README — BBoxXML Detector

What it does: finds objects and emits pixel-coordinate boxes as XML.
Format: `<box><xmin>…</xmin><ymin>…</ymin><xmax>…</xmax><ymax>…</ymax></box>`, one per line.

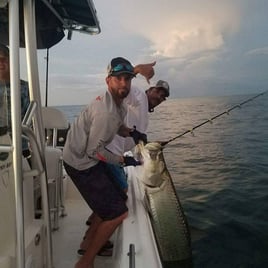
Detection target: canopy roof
<box><xmin>0</xmin><ymin>0</ymin><xmax>101</xmax><ymax>49</ymax></box>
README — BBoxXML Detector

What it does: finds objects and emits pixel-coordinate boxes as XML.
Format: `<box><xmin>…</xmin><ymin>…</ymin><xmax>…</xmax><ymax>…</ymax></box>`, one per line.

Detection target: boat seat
<box><xmin>40</xmin><ymin>107</ymin><xmax>69</xmax><ymax>230</ymax></box>
<box><xmin>41</xmin><ymin>106</ymin><xmax>69</xmax><ymax>148</ymax></box>
<box><xmin>45</xmin><ymin>146</ymin><xmax>63</xmax><ymax>230</ymax></box>
<box><xmin>33</xmin><ymin>146</ymin><xmax>64</xmax><ymax>230</ymax></box>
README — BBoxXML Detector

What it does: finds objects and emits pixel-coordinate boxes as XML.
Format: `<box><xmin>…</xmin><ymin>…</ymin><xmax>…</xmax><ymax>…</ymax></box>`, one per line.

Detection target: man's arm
<box><xmin>134</xmin><ymin>61</ymin><xmax>156</xmax><ymax>84</ymax></box>
<box><xmin>86</xmin><ymin>113</ymin><xmax>123</xmax><ymax>164</ymax></box>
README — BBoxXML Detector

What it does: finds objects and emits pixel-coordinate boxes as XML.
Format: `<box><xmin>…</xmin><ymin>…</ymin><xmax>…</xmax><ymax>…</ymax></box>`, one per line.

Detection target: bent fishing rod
<box><xmin>161</xmin><ymin>90</ymin><xmax>267</xmax><ymax>147</ymax></box>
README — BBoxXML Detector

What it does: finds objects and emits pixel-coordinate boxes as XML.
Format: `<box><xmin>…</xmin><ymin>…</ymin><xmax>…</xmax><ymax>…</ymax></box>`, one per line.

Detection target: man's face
<box><xmin>106</xmin><ymin>74</ymin><xmax>133</xmax><ymax>101</ymax></box>
<box><xmin>0</xmin><ymin>52</ymin><xmax>9</xmax><ymax>80</ymax></box>
<box><xmin>147</xmin><ymin>87</ymin><xmax>167</xmax><ymax>110</ymax></box>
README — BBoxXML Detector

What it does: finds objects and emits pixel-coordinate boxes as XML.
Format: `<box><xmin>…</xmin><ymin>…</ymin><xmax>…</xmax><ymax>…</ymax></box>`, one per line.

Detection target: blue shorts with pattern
<box><xmin>63</xmin><ymin>161</ymin><xmax>128</xmax><ymax>220</ymax></box>
<box><xmin>104</xmin><ymin>163</ymin><xmax>128</xmax><ymax>190</ymax></box>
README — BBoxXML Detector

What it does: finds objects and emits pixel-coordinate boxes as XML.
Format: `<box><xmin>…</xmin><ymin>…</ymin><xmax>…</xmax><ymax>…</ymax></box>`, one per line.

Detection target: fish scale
<box><xmin>138</xmin><ymin>142</ymin><xmax>192</xmax><ymax>268</ymax></box>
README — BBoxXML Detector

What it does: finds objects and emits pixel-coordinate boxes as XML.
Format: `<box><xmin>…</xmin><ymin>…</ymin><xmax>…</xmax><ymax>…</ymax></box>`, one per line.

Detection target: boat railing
<box><xmin>21</xmin><ymin>102</ymin><xmax>68</xmax><ymax>265</ymax></box>
<box><xmin>22</xmin><ymin>125</ymin><xmax>54</xmax><ymax>267</ymax></box>
<box><xmin>22</xmin><ymin>101</ymin><xmax>67</xmax><ymax>224</ymax></box>
<box><xmin>22</xmin><ymin>125</ymin><xmax>44</xmax><ymax>177</ymax></box>
<box><xmin>22</xmin><ymin>100</ymin><xmax>37</xmax><ymax>127</ymax></box>
<box><xmin>128</xmin><ymin>243</ymin><xmax>136</xmax><ymax>268</ymax></box>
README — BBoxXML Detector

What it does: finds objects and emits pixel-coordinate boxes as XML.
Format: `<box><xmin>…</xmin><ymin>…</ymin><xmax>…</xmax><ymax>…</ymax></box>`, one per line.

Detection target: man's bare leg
<box><xmin>75</xmin><ymin>212</ymin><xmax>128</xmax><ymax>268</ymax></box>
<box><xmin>80</xmin><ymin>213</ymin><xmax>100</xmax><ymax>250</ymax></box>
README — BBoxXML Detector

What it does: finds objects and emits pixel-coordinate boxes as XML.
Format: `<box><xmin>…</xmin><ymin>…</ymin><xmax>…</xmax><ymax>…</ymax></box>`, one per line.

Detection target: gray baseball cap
<box><xmin>155</xmin><ymin>80</ymin><xmax>170</xmax><ymax>97</ymax></box>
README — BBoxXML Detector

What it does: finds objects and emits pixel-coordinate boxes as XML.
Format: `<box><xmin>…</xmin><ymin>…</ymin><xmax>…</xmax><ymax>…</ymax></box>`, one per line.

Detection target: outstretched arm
<box><xmin>134</xmin><ymin>61</ymin><xmax>156</xmax><ymax>84</ymax></box>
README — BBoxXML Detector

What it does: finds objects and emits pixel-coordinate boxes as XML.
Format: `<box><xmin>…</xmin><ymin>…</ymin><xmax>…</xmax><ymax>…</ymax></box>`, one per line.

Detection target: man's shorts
<box><xmin>63</xmin><ymin>161</ymin><xmax>128</xmax><ymax>221</ymax></box>
<box><xmin>104</xmin><ymin>163</ymin><xmax>128</xmax><ymax>190</ymax></box>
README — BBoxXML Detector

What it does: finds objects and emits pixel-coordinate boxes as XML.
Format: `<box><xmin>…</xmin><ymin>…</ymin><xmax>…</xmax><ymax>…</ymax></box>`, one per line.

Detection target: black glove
<box><xmin>129</xmin><ymin>126</ymin><xmax>147</xmax><ymax>145</ymax></box>
<box><xmin>123</xmin><ymin>156</ymin><xmax>141</xmax><ymax>167</ymax></box>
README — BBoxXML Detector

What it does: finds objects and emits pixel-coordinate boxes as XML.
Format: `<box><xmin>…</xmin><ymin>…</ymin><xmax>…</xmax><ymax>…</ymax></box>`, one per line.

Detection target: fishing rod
<box><xmin>161</xmin><ymin>90</ymin><xmax>267</xmax><ymax>147</ymax></box>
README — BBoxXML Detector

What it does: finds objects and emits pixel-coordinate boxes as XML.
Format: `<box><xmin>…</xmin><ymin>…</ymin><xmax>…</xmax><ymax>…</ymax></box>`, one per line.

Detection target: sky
<box><xmin>20</xmin><ymin>0</ymin><xmax>268</xmax><ymax>106</ymax></box>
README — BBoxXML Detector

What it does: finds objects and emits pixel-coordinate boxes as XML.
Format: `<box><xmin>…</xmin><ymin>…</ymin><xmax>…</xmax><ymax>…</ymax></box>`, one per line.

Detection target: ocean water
<box><xmin>56</xmin><ymin>92</ymin><xmax>268</xmax><ymax>268</ymax></box>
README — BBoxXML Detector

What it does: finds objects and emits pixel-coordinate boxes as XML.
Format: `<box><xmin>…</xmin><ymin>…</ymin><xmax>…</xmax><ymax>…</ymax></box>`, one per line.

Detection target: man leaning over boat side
<box><xmin>84</xmin><ymin>79</ymin><xmax>170</xmax><ymax>241</ymax></box>
<box><xmin>105</xmin><ymin>79</ymin><xmax>170</xmax><ymax>190</ymax></box>
<box><xmin>62</xmin><ymin>57</ymin><xmax>154</xmax><ymax>268</ymax></box>
<box><xmin>0</xmin><ymin>43</ymin><xmax>31</xmax><ymax>160</ymax></box>
<box><xmin>85</xmin><ymin>79</ymin><xmax>170</xmax><ymax>224</ymax></box>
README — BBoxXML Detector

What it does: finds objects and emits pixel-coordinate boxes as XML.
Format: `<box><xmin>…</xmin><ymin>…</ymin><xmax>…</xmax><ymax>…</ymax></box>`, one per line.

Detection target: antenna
<box><xmin>45</xmin><ymin>48</ymin><xmax>49</xmax><ymax>107</ymax></box>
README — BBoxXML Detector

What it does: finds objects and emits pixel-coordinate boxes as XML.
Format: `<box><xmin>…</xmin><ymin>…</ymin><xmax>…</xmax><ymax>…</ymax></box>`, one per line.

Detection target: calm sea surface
<box><xmin>56</xmin><ymin>92</ymin><xmax>268</xmax><ymax>268</ymax></box>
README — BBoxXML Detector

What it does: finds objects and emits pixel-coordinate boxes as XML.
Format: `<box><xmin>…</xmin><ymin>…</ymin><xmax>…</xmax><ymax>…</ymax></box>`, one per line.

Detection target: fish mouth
<box><xmin>134</xmin><ymin>141</ymin><xmax>163</xmax><ymax>163</ymax></box>
<box><xmin>144</xmin><ymin>141</ymin><xmax>162</xmax><ymax>151</ymax></box>
<box><xmin>143</xmin><ymin>142</ymin><xmax>163</xmax><ymax>160</ymax></box>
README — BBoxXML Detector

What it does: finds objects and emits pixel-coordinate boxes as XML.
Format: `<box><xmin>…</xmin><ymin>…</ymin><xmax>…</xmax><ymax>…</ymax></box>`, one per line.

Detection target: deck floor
<box><xmin>52</xmin><ymin>199</ymin><xmax>113</xmax><ymax>268</ymax></box>
<box><xmin>51</xmin><ymin>168</ymin><xmax>163</xmax><ymax>268</ymax></box>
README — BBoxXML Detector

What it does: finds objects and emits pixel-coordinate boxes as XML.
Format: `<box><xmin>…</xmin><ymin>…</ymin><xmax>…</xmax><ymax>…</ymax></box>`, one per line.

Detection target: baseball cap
<box><xmin>155</xmin><ymin>80</ymin><xmax>170</xmax><ymax>97</ymax></box>
<box><xmin>107</xmin><ymin>57</ymin><xmax>135</xmax><ymax>77</ymax></box>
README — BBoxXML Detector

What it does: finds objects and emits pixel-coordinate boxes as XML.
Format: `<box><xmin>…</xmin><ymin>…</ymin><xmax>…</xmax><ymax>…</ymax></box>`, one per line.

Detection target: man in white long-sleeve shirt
<box><xmin>105</xmin><ymin>80</ymin><xmax>170</xmax><ymax>191</ymax></box>
<box><xmin>63</xmin><ymin>57</ymin><xmax>155</xmax><ymax>268</ymax></box>
<box><xmin>63</xmin><ymin>57</ymin><xmax>154</xmax><ymax>268</ymax></box>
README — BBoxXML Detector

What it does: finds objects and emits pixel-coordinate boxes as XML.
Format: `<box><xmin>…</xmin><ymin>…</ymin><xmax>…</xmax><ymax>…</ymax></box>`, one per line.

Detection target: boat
<box><xmin>0</xmin><ymin>1</ymin><xmax>192</xmax><ymax>267</ymax></box>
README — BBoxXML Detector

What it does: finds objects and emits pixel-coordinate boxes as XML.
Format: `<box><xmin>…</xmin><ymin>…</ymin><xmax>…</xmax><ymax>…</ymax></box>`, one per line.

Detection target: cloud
<box><xmin>26</xmin><ymin>0</ymin><xmax>268</xmax><ymax>104</ymax></box>
<box><xmin>39</xmin><ymin>72</ymin><xmax>105</xmax><ymax>105</ymax></box>
<box><xmin>246</xmin><ymin>47</ymin><xmax>268</xmax><ymax>56</ymax></box>
<box><xmin>120</xmin><ymin>0</ymin><xmax>240</xmax><ymax>58</ymax></box>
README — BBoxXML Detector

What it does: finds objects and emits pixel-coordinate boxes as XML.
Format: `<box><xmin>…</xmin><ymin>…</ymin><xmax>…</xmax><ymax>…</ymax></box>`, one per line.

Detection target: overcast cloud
<box><xmin>20</xmin><ymin>0</ymin><xmax>268</xmax><ymax>105</ymax></box>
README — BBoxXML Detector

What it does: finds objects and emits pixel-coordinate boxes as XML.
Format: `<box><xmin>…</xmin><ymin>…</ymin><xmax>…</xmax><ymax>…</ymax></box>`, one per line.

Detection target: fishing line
<box><xmin>161</xmin><ymin>90</ymin><xmax>267</xmax><ymax>147</ymax></box>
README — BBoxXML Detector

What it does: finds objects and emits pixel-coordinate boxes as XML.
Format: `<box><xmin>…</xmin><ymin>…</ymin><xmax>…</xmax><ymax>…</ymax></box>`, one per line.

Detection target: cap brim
<box><xmin>110</xmin><ymin>71</ymin><xmax>136</xmax><ymax>77</ymax></box>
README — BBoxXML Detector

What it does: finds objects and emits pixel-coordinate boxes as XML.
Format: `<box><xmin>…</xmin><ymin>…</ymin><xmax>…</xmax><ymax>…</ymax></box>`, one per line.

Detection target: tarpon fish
<box><xmin>135</xmin><ymin>142</ymin><xmax>192</xmax><ymax>268</ymax></box>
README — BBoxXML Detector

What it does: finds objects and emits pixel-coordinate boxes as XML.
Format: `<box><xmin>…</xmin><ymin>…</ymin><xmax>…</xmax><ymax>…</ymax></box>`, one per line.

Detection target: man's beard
<box><xmin>117</xmin><ymin>88</ymin><xmax>129</xmax><ymax>99</ymax></box>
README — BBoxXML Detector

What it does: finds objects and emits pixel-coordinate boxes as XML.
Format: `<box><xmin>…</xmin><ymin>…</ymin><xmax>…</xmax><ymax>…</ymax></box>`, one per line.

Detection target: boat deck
<box><xmin>52</xmin><ymin>168</ymin><xmax>162</xmax><ymax>268</ymax></box>
<box><xmin>52</xmin><ymin>198</ymin><xmax>113</xmax><ymax>268</ymax></box>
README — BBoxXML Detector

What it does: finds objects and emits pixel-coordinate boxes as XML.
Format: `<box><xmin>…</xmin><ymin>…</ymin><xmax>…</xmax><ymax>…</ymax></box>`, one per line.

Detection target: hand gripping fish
<box><xmin>135</xmin><ymin>141</ymin><xmax>193</xmax><ymax>268</ymax></box>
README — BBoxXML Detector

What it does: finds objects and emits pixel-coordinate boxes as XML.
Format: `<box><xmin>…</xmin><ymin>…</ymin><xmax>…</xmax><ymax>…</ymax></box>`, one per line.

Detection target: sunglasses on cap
<box><xmin>109</xmin><ymin>63</ymin><xmax>134</xmax><ymax>76</ymax></box>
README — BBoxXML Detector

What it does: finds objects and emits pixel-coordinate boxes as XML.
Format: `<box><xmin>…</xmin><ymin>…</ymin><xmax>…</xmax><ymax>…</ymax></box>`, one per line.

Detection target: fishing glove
<box><xmin>123</xmin><ymin>156</ymin><xmax>141</xmax><ymax>167</ymax></box>
<box><xmin>129</xmin><ymin>126</ymin><xmax>147</xmax><ymax>145</ymax></box>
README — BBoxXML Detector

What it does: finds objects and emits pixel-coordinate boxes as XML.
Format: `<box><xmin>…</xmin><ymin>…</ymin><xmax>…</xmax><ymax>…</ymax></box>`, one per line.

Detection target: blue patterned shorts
<box><xmin>63</xmin><ymin>161</ymin><xmax>128</xmax><ymax>220</ymax></box>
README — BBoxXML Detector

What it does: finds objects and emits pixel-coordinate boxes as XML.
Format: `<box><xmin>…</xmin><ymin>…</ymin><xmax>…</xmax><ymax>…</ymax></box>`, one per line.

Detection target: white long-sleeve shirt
<box><xmin>106</xmin><ymin>86</ymin><xmax>148</xmax><ymax>155</ymax></box>
<box><xmin>63</xmin><ymin>90</ymin><xmax>127</xmax><ymax>170</ymax></box>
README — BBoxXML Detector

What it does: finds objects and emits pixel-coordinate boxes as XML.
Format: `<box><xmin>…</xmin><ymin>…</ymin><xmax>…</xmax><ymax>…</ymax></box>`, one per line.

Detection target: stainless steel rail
<box><xmin>22</xmin><ymin>101</ymin><xmax>37</xmax><ymax>126</ymax></box>
<box><xmin>22</xmin><ymin>125</ymin><xmax>54</xmax><ymax>267</ymax></box>
<box><xmin>9</xmin><ymin>0</ymin><xmax>25</xmax><ymax>267</ymax></box>
<box><xmin>128</xmin><ymin>243</ymin><xmax>136</xmax><ymax>268</ymax></box>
